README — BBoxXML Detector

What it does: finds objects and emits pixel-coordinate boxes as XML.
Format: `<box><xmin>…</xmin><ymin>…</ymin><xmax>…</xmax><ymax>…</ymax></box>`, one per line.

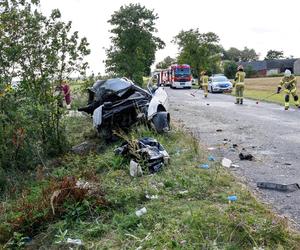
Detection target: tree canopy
<box><xmin>264</xmin><ymin>50</ymin><xmax>284</xmax><ymax>60</ymax></box>
<box><xmin>0</xmin><ymin>0</ymin><xmax>90</xmax><ymax>169</ymax></box>
<box><xmin>173</xmin><ymin>29</ymin><xmax>222</xmax><ymax>77</ymax></box>
<box><xmin>223</xmin><ymin>47</ymin><xmax>259</xmax><ymax>62</ymax></box>
<box><xmin>105</xmin><ymin>3</ymin><xmax>165</xmax><ymax>85</ymax></box>
<box><xmin>156</xmin><ymin>56</ymin><xmax>176</xmax><ymax>69</ymax></box>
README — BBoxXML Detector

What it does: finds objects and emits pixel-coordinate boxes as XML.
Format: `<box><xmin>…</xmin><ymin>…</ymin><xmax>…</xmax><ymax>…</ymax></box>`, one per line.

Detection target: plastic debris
<box><xmin>67</xmin><ymin>238</ymin><xmax>83</xmax><ymax>246</ymax></box>
<box><xmin>257</xmin><ymin>182</ymin><xmax>300</xmax><ymax>192</ymax></box>
<box><xmin>239</xmin><ymin>153</ymin><xmax>254</xmax><ymax>161</ymax></box>
<box><xmin>231</xmin><ymin>164</ymin><xmax>240</xmax><ymax>168</ymax></box>
<box><xmin>198</xmin><ymin>164</ymin><xmax>209</xmax><ymax>169</ymax></box>
<box><xmin>130</xmin><ymin>160</ymin><xmax>143</xmax><ymax>177</ymax></box>
<box><xmin>222</xmin><ymin>158</ymin><xmax>232</xmax><ymax>168</ymax></box>
<box><xmin>207</xmin><ymin>147</ymin><xmax>215</xmax><ymax>151</ymax></box>
<box><xmin>136</xmin><ymin>207</ymin><xmax>147</xmax><ymax>217</ymax></box>
<box><xmin>145</xmin><ymin>194</ymin><xmax>159</xmax><ymax>200</ymax></box>
<box><xmin>208</xmin><ymin>155</ymin><xmax>215</xmax><ymax>161</ymax></box>
<box><xmin>228</xmin><ymin>195</ymin><xmax>237</xmax><ymax>202</ymax></box>
<box><xmin>216</xmin><ymin>129</ymin><xmax>223</xmax><ymax>132</ymax></box>
<box><xmin>179</xmin><ymin>190</ymin><xmax>189</xmax><ymax>194</ymax></box>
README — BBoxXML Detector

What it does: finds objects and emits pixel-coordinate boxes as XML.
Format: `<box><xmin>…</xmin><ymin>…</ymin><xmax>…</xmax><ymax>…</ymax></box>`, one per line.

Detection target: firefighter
<box><xmin>200</xmin><ymin>70</ymin><xmax>209</xmax><ymax>98</ymax></box>
<box><xmin>234</xmin><ymin>65</ymin><xmax>246</xmax><ymax>104</ymax></box>
<box><xmin>277</xmin><ymin>69</ymin><xmax>299</xmax><ymax>110</ymax></box>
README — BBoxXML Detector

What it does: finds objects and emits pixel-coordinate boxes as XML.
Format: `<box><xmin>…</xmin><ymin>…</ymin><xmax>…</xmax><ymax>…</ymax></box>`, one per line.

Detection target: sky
<box><xmin>40</xmin><ymin>0</ymin><xmax>300</xmax><ymax>75</ymax></box>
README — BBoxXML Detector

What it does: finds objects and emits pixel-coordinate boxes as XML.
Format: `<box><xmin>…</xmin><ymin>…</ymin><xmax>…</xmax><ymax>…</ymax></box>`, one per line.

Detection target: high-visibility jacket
<box><xmin>278</xmin><ymin>75</ymin><xmax>297</xmax><ymax>91</ymax></box>
<box><xmin>201</xmin><ymin>75</ymin><xmax>209</xmax><ymax>86</ymax></box>
<box><xmin>234</xmin><ymin>71</ymin><xmax>246</xmax><ymax>86</ymax></box>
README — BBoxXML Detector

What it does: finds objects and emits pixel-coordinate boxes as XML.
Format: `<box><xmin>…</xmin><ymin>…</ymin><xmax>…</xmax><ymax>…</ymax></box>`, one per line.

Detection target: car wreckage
<box><xmin>78</xmin><ymin>77</ymin><xmax>170</xmax><ymax>139</ymax></box>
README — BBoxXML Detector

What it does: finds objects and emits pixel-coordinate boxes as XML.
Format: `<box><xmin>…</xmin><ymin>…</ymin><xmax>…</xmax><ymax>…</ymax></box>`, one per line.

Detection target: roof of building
<box><xmin>241</xmin><ymin>58</ymin><xmax>299</xmax><ymax>71</ymax></box>
<box><xmin>241</xmin><ymin>61</ymin><xmax>267</xmax><ymax>71</ymax></box>
<box><xmin>266</xmin><ymin>59</ymin><xmax>297</xmax><ymax>69</ymax></box>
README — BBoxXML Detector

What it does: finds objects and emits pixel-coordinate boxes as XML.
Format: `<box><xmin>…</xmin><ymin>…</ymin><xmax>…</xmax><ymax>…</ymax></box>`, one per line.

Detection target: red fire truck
<box><xmin>168</xmin><ymin>64</ymin><xmax>192</xmax><ymax>89</ymax></box>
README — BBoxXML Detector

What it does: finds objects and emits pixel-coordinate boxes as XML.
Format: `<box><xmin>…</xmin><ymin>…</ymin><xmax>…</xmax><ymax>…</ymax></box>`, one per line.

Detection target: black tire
<box><xmin>152</xmin><ymin>112</ymin><xmax>170</xmax><ymax>133</ymax></box>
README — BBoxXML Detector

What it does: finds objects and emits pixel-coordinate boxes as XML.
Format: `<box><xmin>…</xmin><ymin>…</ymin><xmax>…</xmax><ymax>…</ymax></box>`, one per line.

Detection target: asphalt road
<box><xmin>166</xmin><ymin>87</ymin><xmax>300</xmax><ymax>227</ymax></box>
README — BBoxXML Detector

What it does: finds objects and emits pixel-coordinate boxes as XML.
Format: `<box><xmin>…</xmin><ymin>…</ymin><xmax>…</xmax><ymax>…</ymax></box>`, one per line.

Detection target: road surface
<box><xmin>167</xmin><ymin>87</ymin><xmax>300</xmax><ymax>227</ymax></box>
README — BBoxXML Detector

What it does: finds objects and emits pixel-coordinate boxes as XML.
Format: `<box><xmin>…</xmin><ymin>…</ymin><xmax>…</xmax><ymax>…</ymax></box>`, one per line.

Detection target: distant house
<box><xmin>241</xmin><ymin>61</ymin><xmax>267</xmax><ymax>77</ymax></box>
<box><xmin>241</xmin><ymin>58</ymin><xmax>300</xmax><ymax>77</ymax></box>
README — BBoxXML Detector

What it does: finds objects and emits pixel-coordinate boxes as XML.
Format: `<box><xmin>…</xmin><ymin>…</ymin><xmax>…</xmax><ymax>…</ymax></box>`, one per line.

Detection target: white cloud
<box><xmin>40</xmin><ymin>0</ymin><xmax>300</xmax><ymax>74</ymax></box>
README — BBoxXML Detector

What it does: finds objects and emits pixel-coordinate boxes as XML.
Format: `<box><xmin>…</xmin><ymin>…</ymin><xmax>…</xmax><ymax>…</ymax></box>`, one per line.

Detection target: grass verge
<box><xmin>0</xmin><ymin>116</ymin><xmax>300</xmax><ymax>249</ymax></box>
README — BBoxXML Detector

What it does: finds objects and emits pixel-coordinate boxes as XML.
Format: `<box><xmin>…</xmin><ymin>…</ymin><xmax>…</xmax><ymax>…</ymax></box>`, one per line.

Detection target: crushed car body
<box><xmin>78</xmin><ymin>77</ymin><xmax>170</xmax><ymax>139</ymax></box>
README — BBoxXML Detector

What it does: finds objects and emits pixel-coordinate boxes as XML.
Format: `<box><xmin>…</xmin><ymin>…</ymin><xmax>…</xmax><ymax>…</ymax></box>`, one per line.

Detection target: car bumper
<box><xmin>172</xmin><ymin>81</ymin><xmax>192</xmax><ymax>88</ymax></box>
<box><xmin>212</xmin><ymin>87</ymin><xmax>232</xmax><ymax>92</ymax></box>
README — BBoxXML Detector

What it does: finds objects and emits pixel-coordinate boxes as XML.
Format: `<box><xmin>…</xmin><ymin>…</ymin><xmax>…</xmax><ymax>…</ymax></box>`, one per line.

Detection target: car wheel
<box><xmin>152</xmin><ymin>112</ymin><xmax>170</xmax><ymax>133</ymax></box>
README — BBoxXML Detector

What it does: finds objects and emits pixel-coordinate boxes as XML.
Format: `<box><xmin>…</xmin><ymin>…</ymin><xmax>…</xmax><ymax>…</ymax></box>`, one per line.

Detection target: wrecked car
<box><xmin>78</xmin><ymin>77</ymin><xmax>170</xmax><ymax>139</ymax></box>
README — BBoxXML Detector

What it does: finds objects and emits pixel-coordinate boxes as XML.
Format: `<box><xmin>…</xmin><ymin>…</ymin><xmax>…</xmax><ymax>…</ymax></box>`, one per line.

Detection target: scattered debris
<box><xmin>115</xmin><ymin>137</ymin><xmax>169</xmax><ymax>174</ymax></box>
<box><xmin>206</xmin><ymin>103</ymin><xmax>210</xmax><ymax>106</ymax></box>
<box><xmin>216</xmin><ymin>129</ymin><xmax>223</xmax><ymax>132</ymax></box>
<box><xmin>145</xmin><ymin>194</ymin><xmax>159</xmax><ymax>200</ymax></box>
<box><xmin>178</xmin><ymin>190</ymin><xmax>189</xmax><ymax>194</ymax></box>
<box><xmin>283</xmin><ymin>162</ymin><xmax>292</xmax><ymax>166</ymax></box>
<box><xmin>67</xmin><ymin>238</ymin><xmax>83</xmax><ymax>246</ymax></box>
<box><xmin>222</xmin><ymin>158</ymin><xmax>232</xmax><ymax>168</ymax></box>
<box><xmin>198</xmin><ymin>164</ymin><xmax>209</xmax><ymax>169</ymax></box>
<box><xmin>208</xmin><ymin>155</ymin><xmax>215</xmax><ymax>161</ymax></box>
<box><xmin>232</xmin><ymin>144</ymin><xmax>238</xmax><ymax>148</ymax></box>
<box><xmin>136</xmin><ymin>207</ymin><xmax>147</xmax><ymax>217</ymax></box>
<box><xmin>228</xmin><ymin>195</ymin><xmax>237</xmax><ymax>202</ymax></box>
<box><xmin>257</xmin><ymin>182</ymin><xmax>300</xmax><ymax>192</ymax></box>
<box><xmin>130</xmin><ymin>160</ymin><xmax>143</xmax><ymax>177</ymax></box>
<box><xmin>207</xmin><ymin>147</ymin><xmax>215</xmax><ymax>151</ymax></box>
<box><xmin>231</xmin><ymin>164</ymin><xmax>240</xmax><ymax>168</ymax></box>
<box><xmin>180</xmin><ymin>240</ymin><xmax>187</xmax><ymax>245</ymax></box>
<box><xmin>239</xmin><ymin>153</ymin><xmax>254</xmax><ymax>161</ymax></box>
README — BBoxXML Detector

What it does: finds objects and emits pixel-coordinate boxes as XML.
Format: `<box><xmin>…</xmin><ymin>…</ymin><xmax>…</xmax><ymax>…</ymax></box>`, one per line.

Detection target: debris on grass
<box><xmin>257</xmin><ymin>182</ymin><xmax>300</xmax><ymax>192</ymax></box>
<box><xmin>129</xmin><ymin>160</ymin><xmax>143</xmax><ymax>177</ymax></box>
<box><xmin>178</xmin><ymin>190</ymin><xmax>189</xmax><ymax>195</ymax></box>
<box><xmin>67</xmin><ymin>238</ymin><xmax>83</xmax><ymax>246</ymax></box>
<box><xmin>222</xmin><ymin>158</ymin><xmax>232</xmax><ymax>168</ymax></box>
<box><xmin>208</xmin><ymin>155</ymin><xmax>215</xmax><ymax>161</ymax></box>
<box><xmin>198</xmin><ymin>164</ymin><xmax>209</xmax><ymax>169</ymax></box>
<box><xmin>228</xmin><ymin>195</ymin><xmax>237</xmax><ymax>202</ymax></box>
<box><xmin>145</xmin><ymin>194</ymin><xmax>158</xmax><ymax>200</ymax></box>
<box><xmin>115</xmin><ymin>137</ymin><xmax>169</xmax><ymax>174</ymax></box>
<box><xmin>135</xmin><ymin>207</ymin><xmax>147</xmax><ymax>217</ymax></box>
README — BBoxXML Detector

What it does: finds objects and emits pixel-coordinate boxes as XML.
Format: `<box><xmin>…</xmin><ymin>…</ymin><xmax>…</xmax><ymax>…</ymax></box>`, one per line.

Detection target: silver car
<box><xmin>208</xmin><ymin>75</ymin><xmax>233</xmax><ymax>93</ymax></box>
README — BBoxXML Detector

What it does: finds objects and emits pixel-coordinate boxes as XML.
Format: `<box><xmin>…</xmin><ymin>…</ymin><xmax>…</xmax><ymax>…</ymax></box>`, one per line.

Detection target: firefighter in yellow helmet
<box><xmin>200</xmin><ymin>70</ymin><xmax>209</xmax><ymax>98</ymax></box>
<box><xmin>233</xmin><ymin>65</ymin><xmax>246</xmax><ymax>104</ymax></box>
<box><xmin>277</xmin><ymin>69</ymin><xmax>299</xmax><ymax>110</ymax></box>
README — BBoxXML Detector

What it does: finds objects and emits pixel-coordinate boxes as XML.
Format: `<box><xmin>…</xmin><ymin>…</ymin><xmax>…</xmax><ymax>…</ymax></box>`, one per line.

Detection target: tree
<box><xmin>223</xmin><ymin>47</ymin><xmax>258</xmax><ymax>62</ymax></box>
<box><xmin>156</xmin><ymin>56</ymin><xmax>176</xmax><ymax>69</ymax></box>
<box><xmin>173</xmin><ymin>29</ymin><xmax>222</xmax><ymax>77</ymax></box>
<box><xmin>223</xmin><ymin>61</ymin><xmax>238</xmax><ymax>79</ymax></box>
<box><xmin>264</xmin><ymin>50</ymin><xmax>284</xmax><ymax>60</ymax></box>
<box><xmin>105</xmin><ymin>3</ymin><xmax>165</xmax><ymax>85</ymax></box>
<box><xmin>0</xmin><ymin>0</ymin><xmax>90</xmax><ymax>169</ymax></box>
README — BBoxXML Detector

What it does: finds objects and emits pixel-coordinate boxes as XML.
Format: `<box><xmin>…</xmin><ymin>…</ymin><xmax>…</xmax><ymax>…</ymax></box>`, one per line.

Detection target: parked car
<box><xmin>78</xmin><ymin>77</ymin><xmax>170</xmax><ymax>140</ymax></box>
<box><xmin>208</xmin><ymin>75</ymin><xmax>233</xmax><ymax>93</ymax></box>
